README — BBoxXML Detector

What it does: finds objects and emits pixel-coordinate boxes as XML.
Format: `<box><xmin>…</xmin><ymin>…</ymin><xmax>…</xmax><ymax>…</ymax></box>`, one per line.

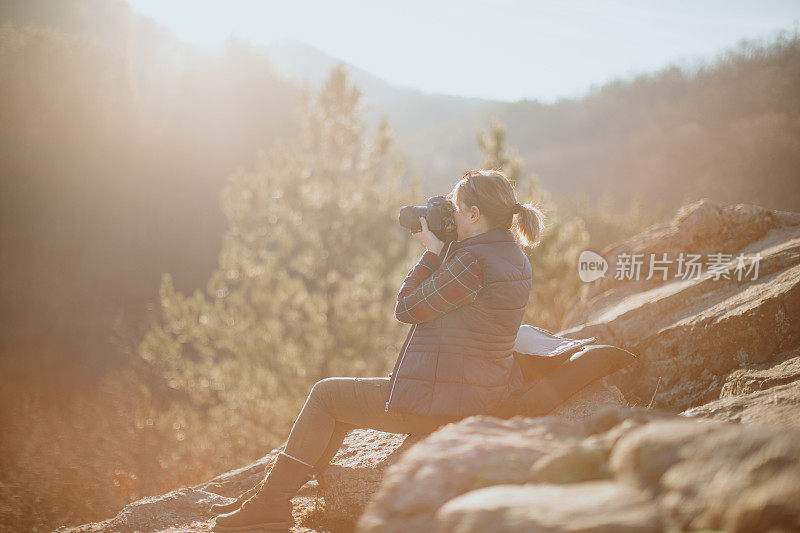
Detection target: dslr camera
<box><xmin>398</xmin><ymin>195</ymin><xmax>458</xmax><ymax>242</ymax></box>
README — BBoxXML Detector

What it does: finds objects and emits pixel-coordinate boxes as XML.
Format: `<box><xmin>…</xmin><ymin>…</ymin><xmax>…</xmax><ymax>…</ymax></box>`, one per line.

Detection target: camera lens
<box><xmin>398</xmin><ymin>205</ymin><xmax>427</xmax><ymax>232</ymax></box>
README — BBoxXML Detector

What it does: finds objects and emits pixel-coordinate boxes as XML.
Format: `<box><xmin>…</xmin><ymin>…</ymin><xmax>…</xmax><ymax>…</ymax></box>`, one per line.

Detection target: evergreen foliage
<box><xmin>474</xmin><ymin>119</ymin><xmax>589</xmax><ymax>331</ymax></box>
<box><xmin>138</xmin><ymin>65</ymin><xmax>418</xmax><ymax>470</ymax></box>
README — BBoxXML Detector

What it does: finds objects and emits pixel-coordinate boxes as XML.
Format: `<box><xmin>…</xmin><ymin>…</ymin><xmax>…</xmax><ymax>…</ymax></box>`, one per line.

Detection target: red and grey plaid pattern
<box><xmin>395</xmin><ymin>249</ymin><xmax>484</xmax><ymax>324</ymax></box>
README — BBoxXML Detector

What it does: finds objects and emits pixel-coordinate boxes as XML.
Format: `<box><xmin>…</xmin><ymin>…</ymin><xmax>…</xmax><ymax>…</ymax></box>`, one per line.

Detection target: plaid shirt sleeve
<box><xmin>394</xmin><ymin>248</ymin><xmax>484</xmax><ymax>324</ymax></box>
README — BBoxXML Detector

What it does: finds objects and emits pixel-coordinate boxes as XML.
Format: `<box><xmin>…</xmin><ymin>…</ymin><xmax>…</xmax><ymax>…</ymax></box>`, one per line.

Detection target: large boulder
<box><xmin>316</xmin><ymin>429</ymin><xmax>422</xmax><ymax>524</ymax></box>
<box><xmin>559</xmin><ymin>199</ymin><xmax>800</xmax><ymax>411</ymax></box>
<box><xmin>682</xmin><ymin>379</ymin><xmax>800</xmax><ymax>427</ymax></box>
<box><xmin>356</xmin><ymin>415</ymin><xmax>589</xmax><ymax>533</ymax></box>
<box><xmin>719</xmin><ymin>350</ymin><xmax>800</xmax><ymax>398</ymax></box>
<box><xmin>358</xmin><ymin>408</ymin><xmax>800</xmax><ymax>533</ymax></box>
<box><xmin>609</xmin><ymin>413</ymin><xmax>800</xmax><ymax>532</ymax></box>
<box><xmin>680</xmin><ymin>348</ymin><xmax>800</xmax><ymax>427</ymax></box>
<box><xmin>435</xmin><ymin>481</ymin><xmax>662</xmax><ymax>533</ymax></box>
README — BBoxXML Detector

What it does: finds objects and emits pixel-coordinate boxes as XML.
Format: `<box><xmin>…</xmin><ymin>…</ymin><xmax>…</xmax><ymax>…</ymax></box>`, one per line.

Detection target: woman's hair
<box><xmin>448</xmin><ymin>169</ymin><xmax>546</xmax><ymax>248</ymax></box>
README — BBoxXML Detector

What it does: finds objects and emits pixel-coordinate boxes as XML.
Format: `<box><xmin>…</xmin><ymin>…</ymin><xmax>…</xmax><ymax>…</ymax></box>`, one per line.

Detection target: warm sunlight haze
<box><xmin>2</xmin><ymin>1</ymin><xmax>800</xmax><ymax>531</ymax></box>
<box><xmin>127</xmin><ymin>0</ymin><xmax>800</xmax><ymax>101</ymax></box>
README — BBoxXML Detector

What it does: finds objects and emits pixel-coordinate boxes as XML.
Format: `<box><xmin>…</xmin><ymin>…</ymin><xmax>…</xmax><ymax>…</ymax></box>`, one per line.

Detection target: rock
<box><xmin>558</xmin><ymin>201</ymin><xmax>800</xmax><ymax>411</ymax></box>
<box><xmin>54</xmin><ymin>448</ymin><xmax>281</xmax><ymax>532</ymax></box>
<box><xmin>318</xmin><ymin>429</ymin><xmax>423</xmax><ymax>524</ymax></box>
<box><xmin>549</xmin><ymin>380</ymin><xmax>628</xmax><ymax>421</ymax></box>
<box><xmin>195</xmin><ymin>450</ymin><xmax>278</xmax><ymax>499</ymax></box>
<box><xmin>720</xmin><ymin>350</ymin><xmax>800</xmax><ymax>398</ymax></box>
<box><xmin>564</xmin><ymin>200</ymin><xmax>800</xmax><ymax>327</ymax></box>
<box><xmin>609</xmin><ymin>417</ymin><xmax>729</xmax><ymax>487</ymax></box>
<box><xmin>52</xmin><ymin>487</ymin><xmax>234</xmax><ymax>533</ymax></box>
<box><xmin>609</xmin><ymin>415</ymin><xmax>800</xmax><ymax>532</ymax></box>
<box><xmin>721</xmin><ymin>470</ymin><xmax>800</xmax><ymax>533</ymax></box>
<box><xmin>54</xmin><ymin>429</ymin><xmax>417</xmax><ymax>532</ymax></box>
<box><xmin>682</xmin><ymin>379</ymin><xmax>800</xmax><ymax>427</ymax></box>
<box><xmin>434</xmin><ymin>482</ymin><xmax>662</xmax><ymax>533</ymax></box>
<box><xmin>356</xmin><ymin>416</ymin><xmax>587</xmax><ymax>533</ymax></box>
<box><xmin>323</xmin><ymin>384</ymin><xmax>625</xmax><ymax>527</ymax></box>
<box><xmin>528</xmin><ymin>407</ymin><xmax>679</xmax><ymax>486</ymax></box>
<box><xmin>54</xmin><ymin>445</ymin><xmax>326</xmax><ymax>533</ymax></box>
<box><xmin>583</xmin><ymin>406</ymin><xmax>682</xmax><ymax>436</ymax></box>
<box><xmin>528</xmin><ymin>444</ymin><xmax>611</xmax><ymax>484</ymax></box>
<box><xmin>361</xmin><ymin>410</ymin><xmax>800</xmax><ymax>532</ymax></box>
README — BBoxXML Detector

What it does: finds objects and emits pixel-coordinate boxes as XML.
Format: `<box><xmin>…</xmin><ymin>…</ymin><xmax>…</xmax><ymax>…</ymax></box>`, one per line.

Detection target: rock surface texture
<box><xmin>359</xmin><ymin>409</ymin><xmax>800</xmax><ymax>533</ymax></box>
<box><xmin>58</xmin><ymin>200</ymin><xmax>800</xmax><ymax>532</ymax></box>
<box><xmin>560</xmin><ymin>199</ymin><xmax>800</xmax><ymax>411</ymax></box>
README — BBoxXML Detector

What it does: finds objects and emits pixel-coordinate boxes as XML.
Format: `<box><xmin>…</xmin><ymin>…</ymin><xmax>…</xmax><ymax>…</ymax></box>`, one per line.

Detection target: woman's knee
<box><xmin>309</xmin><ymin>377</ymin><xmax>341</xmax><ymax>406</ymax></box>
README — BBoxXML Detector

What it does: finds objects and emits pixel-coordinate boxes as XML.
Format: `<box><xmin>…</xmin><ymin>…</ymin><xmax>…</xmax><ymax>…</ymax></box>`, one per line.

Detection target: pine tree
<box><xmin>137</xmin><ymin>65</ymin><xmax>419</xmax><ymax>472</ymax></box>
<box><xmin>476</xmin><ymin>118</ymin><xmax>524</xmax><ymax>186</ymax></box>
<box><xmin>475</xmin><ymin>118</ymin><xmax>590</xmax><ymax>331</ymax></box>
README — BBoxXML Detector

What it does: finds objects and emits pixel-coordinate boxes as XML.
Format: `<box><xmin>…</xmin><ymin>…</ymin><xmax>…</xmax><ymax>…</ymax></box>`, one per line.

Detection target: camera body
<box><xmin>398</xmin><ymin>195</ymin><xmax>458</xmax><ymax>242</ymax></box>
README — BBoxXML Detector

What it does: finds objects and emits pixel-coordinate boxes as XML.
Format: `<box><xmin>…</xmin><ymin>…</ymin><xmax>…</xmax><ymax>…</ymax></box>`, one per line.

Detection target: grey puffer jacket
<box><xmin>385</xmin><ymin>228</ymin><xmax>532</xmax><ymax>417</ymax></box>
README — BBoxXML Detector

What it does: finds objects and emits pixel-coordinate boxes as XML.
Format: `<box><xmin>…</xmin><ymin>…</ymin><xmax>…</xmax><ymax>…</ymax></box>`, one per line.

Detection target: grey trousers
<box><xmin>282</xmin><ymin>377</ymin><xmax>461</xmax><ymax>474</ymax></box>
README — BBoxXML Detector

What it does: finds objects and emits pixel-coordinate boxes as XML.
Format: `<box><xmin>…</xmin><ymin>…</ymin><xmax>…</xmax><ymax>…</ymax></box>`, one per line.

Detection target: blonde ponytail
<box><xmin>511</xmin><ymin>202</ymin><xmax>546</xmax><ymax>248</ymax></box>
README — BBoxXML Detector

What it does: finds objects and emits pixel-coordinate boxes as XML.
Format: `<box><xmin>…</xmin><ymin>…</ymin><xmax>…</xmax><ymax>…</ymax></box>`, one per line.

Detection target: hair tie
<box><xmin>512</xmin><ymin>202</ymin><xmax>523</xmax><ymax>214</ymax></box>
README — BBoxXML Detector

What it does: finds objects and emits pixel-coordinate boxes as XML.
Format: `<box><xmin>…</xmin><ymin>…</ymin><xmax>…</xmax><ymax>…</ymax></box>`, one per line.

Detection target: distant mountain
<box><xmin>264</xmin><ymin>39</ymin><xmax>396</xmax><ymax>96</ymax></box>
<box><xmin>264</xmin><ymin>33</ymin><xmax>800</xmax><ymax>216</ymax></box>
<box><xmin>263</xmin><ymin>39</ymin><xmax>496</xmax><ymax>193</ymax></box>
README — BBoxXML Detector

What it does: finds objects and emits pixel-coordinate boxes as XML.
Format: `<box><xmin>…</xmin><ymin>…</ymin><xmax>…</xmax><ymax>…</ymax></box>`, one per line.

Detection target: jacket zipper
<box><xmin>385</xmin><ymin>322</ymin><xmax>416</xmax><ymax>412</ymax></box>
<box><xmin>385</xmin><ymin>240</ymin><xmax>456</xmax><ymax>413</ymax></box>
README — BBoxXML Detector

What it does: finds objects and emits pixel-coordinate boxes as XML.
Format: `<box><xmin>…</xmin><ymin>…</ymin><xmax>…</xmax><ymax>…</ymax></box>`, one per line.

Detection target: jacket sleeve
<box><xmin>395</xmin><ymin>249</ymin><xmax>484</xmax><ymax>324</ymax></box>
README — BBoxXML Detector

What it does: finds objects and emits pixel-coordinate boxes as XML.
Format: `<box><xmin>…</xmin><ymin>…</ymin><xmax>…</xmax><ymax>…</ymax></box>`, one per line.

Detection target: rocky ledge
<box><xmin>57</xmin><ymin>199</ymin><xmax>800</xmax><ymax>532</ymax></box>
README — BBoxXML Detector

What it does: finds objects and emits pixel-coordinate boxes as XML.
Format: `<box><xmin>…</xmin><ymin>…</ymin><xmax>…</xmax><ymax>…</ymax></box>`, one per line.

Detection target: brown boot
<box><xmin>210</xmin><ymin>477</ymin><xmax>265</xmax><ymax>516</ymax></box>
<box><xmin>212</xmin><ymin>452</ymin><xmax>313</xmax><ymax>532</ymax></box>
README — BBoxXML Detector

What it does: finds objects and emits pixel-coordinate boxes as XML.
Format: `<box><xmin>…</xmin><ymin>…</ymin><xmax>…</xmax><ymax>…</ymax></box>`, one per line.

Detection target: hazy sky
<box><xmin>127</xmin><ymin>0</ymin><xmax>800</xmax><ymax>102</ymax></box>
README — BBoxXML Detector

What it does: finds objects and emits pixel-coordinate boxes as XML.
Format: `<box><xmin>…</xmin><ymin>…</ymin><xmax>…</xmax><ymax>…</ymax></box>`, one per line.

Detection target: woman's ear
<box><xmin>469</xmin><ymin>205</ymin><xmax>481</xmax><ymax>222</ymax></box>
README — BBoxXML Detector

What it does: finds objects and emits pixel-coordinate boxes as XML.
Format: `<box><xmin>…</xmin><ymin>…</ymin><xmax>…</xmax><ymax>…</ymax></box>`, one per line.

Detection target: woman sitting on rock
<box><xmin>212</xmin><ymin>169</ymin><xmax>546</xmax><ymax>532</ymax></box>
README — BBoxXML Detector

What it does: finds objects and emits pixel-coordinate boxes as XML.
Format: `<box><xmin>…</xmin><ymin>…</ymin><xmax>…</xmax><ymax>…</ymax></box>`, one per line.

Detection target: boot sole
<box><xmin>212</xmin><ymin>520</ymin><xmax>293</xmax><ymax>532</ymax></box>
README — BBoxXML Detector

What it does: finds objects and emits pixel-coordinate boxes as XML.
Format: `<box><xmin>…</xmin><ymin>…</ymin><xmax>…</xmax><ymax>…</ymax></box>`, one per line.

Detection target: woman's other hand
<box><xmin>412</xmin><ymin>217</ymin><xmax>445</xmax><ymax>256</ymax></box>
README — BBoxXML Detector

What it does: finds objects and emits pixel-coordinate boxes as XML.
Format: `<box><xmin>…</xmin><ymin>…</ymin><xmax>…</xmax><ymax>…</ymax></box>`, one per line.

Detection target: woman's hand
<box><xmin>412</xmin><ymin>217</ymin><xmax>445</xmax><ymax>256</ymax></box>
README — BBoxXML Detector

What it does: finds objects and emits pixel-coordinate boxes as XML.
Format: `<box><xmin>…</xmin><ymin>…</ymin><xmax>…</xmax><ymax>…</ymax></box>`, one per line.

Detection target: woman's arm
<box><xmin>395</xmin><ymin>249</ymin><xmax>483</xmax><ymax>324</ymax></box>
